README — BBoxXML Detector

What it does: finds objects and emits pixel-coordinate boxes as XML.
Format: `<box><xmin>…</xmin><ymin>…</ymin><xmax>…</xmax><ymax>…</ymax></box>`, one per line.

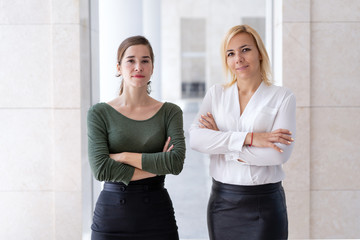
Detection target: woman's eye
<box><xmin>227</xmin><ymin>52</ymin><xmax>234</xmax><ymax>57</ymax></box>
<box><xmin>142</xmin><ymin>60</ymin><xmax>150</xmax><ymax>63</ymax></box>
<box><xmin>242</xmin><ymin>48</ymin><xmax>251</xmax><ymax>52</ymax></box>
<box><xmin>127</xmin><ymin>59</ymin><xmax>134</xmax><ymax>63</ymax></box>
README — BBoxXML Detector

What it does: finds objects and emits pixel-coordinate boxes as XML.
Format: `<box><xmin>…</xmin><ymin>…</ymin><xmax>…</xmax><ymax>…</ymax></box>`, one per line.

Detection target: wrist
<box><xmin>118</xmin><ymin>152</ymin><xmax>127</xmax><ymax>163</ymax></box>
<box><xmin>249</xmin><ymin>132</ymin><xmax>254</xmax><ymax>147</ymax></box>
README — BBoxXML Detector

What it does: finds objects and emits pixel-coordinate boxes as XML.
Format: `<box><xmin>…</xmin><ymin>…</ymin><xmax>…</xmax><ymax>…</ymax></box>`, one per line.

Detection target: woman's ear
<box><xmin>116</xmin><ymin>63</ymin><xmax>121</xmax><ymax>75</ymax></box>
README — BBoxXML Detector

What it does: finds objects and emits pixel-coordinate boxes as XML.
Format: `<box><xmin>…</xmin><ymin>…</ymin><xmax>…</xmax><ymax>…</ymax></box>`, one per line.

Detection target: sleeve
<box><xmin>234</xmin><ymin>93</ymin><xmax>297</xmax><ymax>166</ymax></box>
<box><xmin>87</xmin><ymin>106</ymin><xmax>135</xmax><ymax>185</ymax></box>
<box><xmin>141</xmin><ymin>105</ymin><xmax>186</xmax><ymax>175</ymax></box>
<box><xmin>189</xmin><ymin>86</ymin><xmax>248</xmax><ymax>154</ymax></box>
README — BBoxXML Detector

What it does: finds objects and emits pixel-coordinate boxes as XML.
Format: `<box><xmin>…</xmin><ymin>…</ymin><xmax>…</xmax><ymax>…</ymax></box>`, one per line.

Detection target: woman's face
<box><xmin>226</xmin><ymin>32</ymin><xmax>262</xmax><ymax>81</ymax></box>
<box><xmin>118</xmin><ymin>44</ymin><xmax>153</xmax><ymax>91</ymax></box>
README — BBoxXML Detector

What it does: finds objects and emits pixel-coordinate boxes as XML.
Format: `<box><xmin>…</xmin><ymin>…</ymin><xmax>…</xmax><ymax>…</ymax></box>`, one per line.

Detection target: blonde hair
<box><xmin>220</xmin><ymin>25</ymin><xmax>272</xmax><ymax>87</ymax></box>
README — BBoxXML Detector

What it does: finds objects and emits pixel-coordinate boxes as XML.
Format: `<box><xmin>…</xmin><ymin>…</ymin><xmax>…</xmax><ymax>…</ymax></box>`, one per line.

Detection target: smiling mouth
<box><xmin>236</xmin><ymin>65</ymin><xmax>248</xmax><ymax>71</ymax></box>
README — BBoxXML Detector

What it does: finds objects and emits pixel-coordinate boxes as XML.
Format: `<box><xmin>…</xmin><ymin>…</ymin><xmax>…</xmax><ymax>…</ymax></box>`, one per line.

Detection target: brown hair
<box><xmin>116</xmin><ymin>35</ymin><xmax>154</xmax><ymax>95</ymax></box>
<box><xmin>220</xmin><ymin>25</ymin><xmax>272</xmax><ymax>87</ymax></box>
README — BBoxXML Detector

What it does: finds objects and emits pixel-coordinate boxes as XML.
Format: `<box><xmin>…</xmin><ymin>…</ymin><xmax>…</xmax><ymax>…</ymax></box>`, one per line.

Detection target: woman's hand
<box><xmin>163</xmin><ymin>136</ymin><xmax>174</xmax><ymax>152</ymax></box>
<box><xmin>248</xmin><ymin>129</ymin><xmax>294</xmax><ymax>153</ymax></box>
<box><xmin>199</xmin><ymin>112</ymin><xmax>219</xmax><ymax>131</ymax></box>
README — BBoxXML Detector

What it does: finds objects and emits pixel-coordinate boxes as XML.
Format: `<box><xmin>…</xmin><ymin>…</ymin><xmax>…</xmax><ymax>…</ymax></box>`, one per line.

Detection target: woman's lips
<box><xmin>236</xmin><ymin>65</ymin><xmax>248</xmax><ymax>71</ymax></box>
<box><xmin>133</xmin><ymin>75</ymin><xmax>145</xmax><ymax>78</ymax></box>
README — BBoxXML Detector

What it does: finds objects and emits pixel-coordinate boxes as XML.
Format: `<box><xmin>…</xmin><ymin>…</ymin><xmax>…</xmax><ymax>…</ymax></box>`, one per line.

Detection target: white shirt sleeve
<box><xmin>235</xmin><ymin>93</ymin><xmax>297</xmax><ymax>166</ymax></box>
<box><xmin>189</xmin><ymin>86</ymin><xmax>248</xmax><ymax>154</ymax></box>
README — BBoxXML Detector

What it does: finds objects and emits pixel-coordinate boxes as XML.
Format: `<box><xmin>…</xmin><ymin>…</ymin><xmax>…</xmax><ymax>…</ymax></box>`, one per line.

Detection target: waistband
<box><xmin>212</xmin><ymin>178</ymin><xmax>282</xmax><ymax>195</ymax></box>
<box><xmin>103</xmin><ymin>181</ymin><xmax>165</xmax><ymax>193</ymax></box>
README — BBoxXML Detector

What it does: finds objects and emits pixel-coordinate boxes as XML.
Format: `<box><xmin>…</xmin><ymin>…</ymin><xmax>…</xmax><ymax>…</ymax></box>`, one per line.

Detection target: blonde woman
<box><xmin>189</xmin><ymin>25</ymin><xmax>296</xmax><ymax>239</ymax></box>
<box><xmin>87</xmin><ymin>36</ymin><xmax>185</xmax><ymax>240</ymax></box>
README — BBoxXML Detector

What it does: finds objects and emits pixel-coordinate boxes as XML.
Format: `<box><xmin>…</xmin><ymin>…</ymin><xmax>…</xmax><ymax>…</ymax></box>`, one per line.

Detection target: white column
<box><xmin>143</xmin><ymin>0</ymin><xmax>162</xmax><ymax>100</ymax></box>
<box><xmin>99</xmin><ymin>0</ymin><xmax>143</xmax><ymax>102</ymax></box>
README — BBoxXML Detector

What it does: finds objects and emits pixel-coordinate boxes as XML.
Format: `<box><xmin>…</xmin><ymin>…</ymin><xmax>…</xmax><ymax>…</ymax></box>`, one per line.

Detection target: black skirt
<box><xmin>208</xmin><ymin>179</ymin><xmax>288</xmax><ymax>240</ymax></box>
<box><xmin>91</xmin><ymin>176</ymin><xmax>179</xmax><ymax>240</ymax></box>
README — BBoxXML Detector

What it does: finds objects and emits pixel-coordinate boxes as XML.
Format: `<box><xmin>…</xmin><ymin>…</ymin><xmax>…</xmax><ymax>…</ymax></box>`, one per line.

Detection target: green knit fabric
<box><xmin>87</xmin><ymin>102</ymin><xmax>186</xmax><ymax>185</ymax></box>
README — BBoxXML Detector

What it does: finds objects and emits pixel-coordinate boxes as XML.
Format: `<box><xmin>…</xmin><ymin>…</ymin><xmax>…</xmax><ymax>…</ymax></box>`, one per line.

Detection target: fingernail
<box><xmin>280</xmin><ymin>150</ymin><xmax>284</xmax><ymax>153</ymax></box>
<box><xmin>289</xmin><ymin>131</ymin><xmax>292</xmax><ymax>134</ymax></box>
<box><xmin>291</xmin><ymin>138</ymin><xmax>294</xmax><ymax>141</ymax></box>
<box><xmin>287</xmin><ymin>141</ymin><xmax>291</xmax><ymax>144</ymax></box>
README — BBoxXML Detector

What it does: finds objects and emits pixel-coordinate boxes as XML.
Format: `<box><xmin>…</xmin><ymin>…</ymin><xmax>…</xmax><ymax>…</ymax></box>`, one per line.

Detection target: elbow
<box><xmin>171</xmin><ymin>164</ymin><xmax>183</xmax><ymax>175</ymax></box>
<box><xmin>169</xmin><ymin>152</ymin><xmax>185</xmax><ymax>175</ymax></box>
<box><xmin>189</xmin><ymin>134</ymin><xmax>203</xmax><ymax>152</ymax></box>
<box><xmin>93</xmin><ymin>171</ymin><xmax>106</xmax><ymax>182</ymax></box>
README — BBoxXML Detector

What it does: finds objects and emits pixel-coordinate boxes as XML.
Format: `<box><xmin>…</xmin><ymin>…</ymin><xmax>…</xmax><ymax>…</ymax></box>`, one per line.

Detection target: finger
<box><xmin>270</xmin><ymin>143</ymin><xmax>283</xmax><ymax>153</ymax></box>
<box><xmin>204</xmin><ymin>115</ymin><xmax>216</xmax><ymax>126</ymax></box>
<box><xmin>167</xmin><ymin>144</ymin><xmax>174</xmax><ymax>152</ymax></box>
<box><xmin>202</xmin><ymin>114</ymin><xmax>218</xmax><ymax>130</ymax></box>
<box><xmin>273</xmin><ymin>128</ymin><xmax>292</xmax><ymax>135</ymax></box>
<box><xmin>199</xmin><ymin>117</ymin><xmax>213</xmax><ymax>129</ymax></box>
<box><xmin>163</xmin><ymin>137</ymin><xmax>171</xmax><ymax>152</ymax></box>
<box><xmin>269</xmin><ymin>133</ymin><xmax>294</xmax><ymax>144</ymax></box>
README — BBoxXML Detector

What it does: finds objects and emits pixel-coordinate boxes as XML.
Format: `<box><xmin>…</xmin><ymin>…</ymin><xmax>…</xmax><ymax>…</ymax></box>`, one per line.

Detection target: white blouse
<box><xmin>189</xmin><ymin>81</ymin><xmax>296</xmax><ymax>185</ymax></box>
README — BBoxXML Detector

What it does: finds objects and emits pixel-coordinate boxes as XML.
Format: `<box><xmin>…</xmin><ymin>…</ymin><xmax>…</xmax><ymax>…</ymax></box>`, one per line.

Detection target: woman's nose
<box><xmin>235</xmin><ymin>54</ymin><xmax>244</xmax><ymax>63</ymax></box>
<box><xmin>134</xmin><ymin>63</ymin><xmax>143</xmax><ymax>71</ymax></box>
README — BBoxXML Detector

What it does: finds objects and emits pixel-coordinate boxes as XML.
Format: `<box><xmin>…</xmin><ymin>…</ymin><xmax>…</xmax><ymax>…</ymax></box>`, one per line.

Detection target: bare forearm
<box><xmin>131</xmin><ymin>168</ymin><xmax>156</xmax><ymax>181</ymax></box>
<box><xmin>110</xmin><ymin>152</ymin><xmax>143</xmax><ymax>169</ymax></box>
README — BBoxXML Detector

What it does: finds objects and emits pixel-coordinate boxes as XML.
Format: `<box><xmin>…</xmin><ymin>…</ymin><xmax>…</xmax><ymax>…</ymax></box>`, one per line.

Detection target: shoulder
<box><xmin>264</xmin><ymin>83</ymin><xmax>295</xmax><ymax>100</ymax></box>
<box><xmin>163</xmin><ymin>102</ymin><xmax>183</xmax><ymax>114</ymax></box>
<box><xmin>87</xmin><ymin>103</ymin><xmax>108</xmax><ymax>119</ymax></box>
<box><xmin>207</xmin><ymin>83</ymin><xmax>230</xmax><ymax>97</ymax></box>
<box><xmin>209</xmin><ymin>83</ymin><xmax>226</xmax><ymax>93</ymax></box>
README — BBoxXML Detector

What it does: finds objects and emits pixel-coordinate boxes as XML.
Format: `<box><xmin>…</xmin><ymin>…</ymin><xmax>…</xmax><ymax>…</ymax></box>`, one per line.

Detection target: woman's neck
<box><xmin>236</xmin><ymin>78</ymin><xmax>262</xmax><ymax>96</ymax></box>
<box><xmin>118</xmin><ymin>88</ymin><xmax>152</xmax><ymax>107</ymax></box>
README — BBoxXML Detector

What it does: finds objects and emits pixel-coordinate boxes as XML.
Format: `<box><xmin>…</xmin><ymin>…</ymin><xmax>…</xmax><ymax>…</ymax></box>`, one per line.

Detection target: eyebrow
<box><xmin>125</xmin><ymin>55</ymin><xmax>151</xmax><ymax>59</ymax></box>
<box><xmin>226</xmin><ymin>44</ymin><xmax>250</xmax><ymax>52</ymax></box>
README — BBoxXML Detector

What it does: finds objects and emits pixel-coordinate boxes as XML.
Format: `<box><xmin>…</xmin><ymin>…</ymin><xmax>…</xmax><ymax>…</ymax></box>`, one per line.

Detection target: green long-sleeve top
<box><xmin>87</xmin><ymin>102</ymin><xmax>186</xmax><ymax>185</ymax></box>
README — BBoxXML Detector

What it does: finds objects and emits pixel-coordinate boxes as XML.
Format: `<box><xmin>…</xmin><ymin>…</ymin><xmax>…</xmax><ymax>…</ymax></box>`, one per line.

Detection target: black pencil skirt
<box><xmin>208</xmin><ymin>179</ymin><xmax>288</xmax><ymax>240</ymax></box>
<box><xmin>91</xmin><ymin>176</ymin><xmax>179</xmax><ymax>240</ymax></box>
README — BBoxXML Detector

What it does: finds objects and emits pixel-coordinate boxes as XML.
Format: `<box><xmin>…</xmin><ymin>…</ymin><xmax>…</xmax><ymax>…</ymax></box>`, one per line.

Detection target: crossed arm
<box><xmin>190</xmin><ymin>92</ymin><xmax>296</xmax><ymax>166</ymax></box>
<box><xmin>110</xmin><ymin>137</ymin><xmax>174</xmax><ymax>181</ymax></box>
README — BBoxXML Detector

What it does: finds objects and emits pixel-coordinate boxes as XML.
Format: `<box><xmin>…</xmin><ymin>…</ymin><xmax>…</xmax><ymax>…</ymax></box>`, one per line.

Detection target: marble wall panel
<box><xmin>286</xmin><ymin>190</ymin><xmax>310</xmax><ymax>239</ymax></box>
<box><xmin>52</xmin><ymin>25</ymin><xmax>81</xmax><ymax>108</ymax></box>
<box><xmin>311</xmin><ymin>107</ymin><xmax>360</xmax><ymax>190</ymax></box>
<box><xmin>282</xmin><ymin>22</ymin><xmax>310</xmax><ymax>107</ymax></box>
<box><xmin>311</xmin><ymin>23</ymin><xmax>360</xmax><ymax>106</ymax></box>
<box><xmin>53</xmin><ymin>109</ymin><xmax>81</xmax><ymax>191</ymax></box>
<box><xmin>283</xmin><ymin>0</ymin><xmax>310</xmax><ymax>22</ymax></box>
<box><xmin>0</xmin><ymin>25</ymin><xmax>52</xmax><ymax>108</ymax></box>
<box><xmin>55</xmin><ymin>191</ymin><xmax>82</xmax><ymax>240</ymax></box>
<box><xmin>283</xmin><ymin>107</ymin><xmax>310</xmax><ymax>191</ymax></box>
<box><xmin>52</xmin><ymin>0</ymin><xmax>80</xmax><ymax>24</ymax></box>
<box><xmin>0</xmin><ymin>192</ymin><xmax>53</xmax><ymax>240</ymax></box>
<box><xmin>0</xmin><ymin>0</ymin><xmax>51</xmax><ymax>24</ymax></box>
<box><xmin>311</xmin><ymin>0</ymin><xmax>360</xmax><ymax>22</ymax></box>
<box><xmin>0</xmin><ymin>109</ymin><xmax>53</xmax><ymax>191</ymax></box>
<box><xmin>311</xmin><ymin>190</ymin><xmax>360</xmax><ymax>238</ymax></box>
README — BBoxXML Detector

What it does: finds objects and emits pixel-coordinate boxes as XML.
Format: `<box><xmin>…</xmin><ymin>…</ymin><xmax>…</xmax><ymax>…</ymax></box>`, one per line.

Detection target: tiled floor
<box><xmin>166</xmin><ymin>104</ymin><xmax>212</xmax><ymax>240</ymax></box>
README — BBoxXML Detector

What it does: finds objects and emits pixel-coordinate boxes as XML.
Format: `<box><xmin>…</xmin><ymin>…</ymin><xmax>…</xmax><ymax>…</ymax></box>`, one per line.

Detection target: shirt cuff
<box><xmin>228</xmin><ymin>131</ymin><xmax>248</xmax><ymax>152</ymax></box>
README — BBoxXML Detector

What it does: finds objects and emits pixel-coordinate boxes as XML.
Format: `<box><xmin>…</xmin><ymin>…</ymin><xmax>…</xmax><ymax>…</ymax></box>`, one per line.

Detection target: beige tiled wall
<box><xmin>1</xmin><ymin>0</ymin><xmax>359</xmax><ymax>239</ymax></box>
<box><xmin>283</xmin><ymin>0</ymin><xmax>360</xmax><ymax>238</ymax></box>
<box><xmin>0</xmin><ymin>0</ymin><xmax>86</xmax><ymax>239</ymax></box>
